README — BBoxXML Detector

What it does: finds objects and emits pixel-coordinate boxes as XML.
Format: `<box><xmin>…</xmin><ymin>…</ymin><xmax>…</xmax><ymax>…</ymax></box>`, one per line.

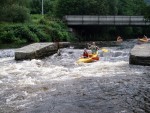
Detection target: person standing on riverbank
<box><xmin>54</xmin><ymin>38</ymin><xmax>61</xmax><ymax>56</ymax></box>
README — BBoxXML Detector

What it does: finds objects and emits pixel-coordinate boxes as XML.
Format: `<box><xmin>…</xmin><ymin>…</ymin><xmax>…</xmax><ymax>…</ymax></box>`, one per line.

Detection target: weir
<box><xmin>129</xmin><ymin>44</ymin><xmax>150</xmax><ymax>66</ymax></box>
<box><xmin>15</xmin><ymin>42</ymin><xmax>70</xmax><ymax>60</ymax></box>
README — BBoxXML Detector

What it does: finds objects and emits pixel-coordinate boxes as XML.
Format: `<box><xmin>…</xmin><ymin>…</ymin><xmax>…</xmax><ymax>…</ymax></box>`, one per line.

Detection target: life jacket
<box><xmin>91</xmin><ymin>46</ymin><xmax>98</xmax><ymax>54</ymax></box>
<box><xmin>83</xmin><ymin>51</ymin><xmax>88</xmax><ymax>58</ymax></box>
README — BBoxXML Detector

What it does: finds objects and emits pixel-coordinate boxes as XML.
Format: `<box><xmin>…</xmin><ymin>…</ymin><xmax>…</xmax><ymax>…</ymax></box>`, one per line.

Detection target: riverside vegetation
<box><xmin>0</xmin><ymin>0</ymin><xmax>150</xmax><ymax>45</ymax></box>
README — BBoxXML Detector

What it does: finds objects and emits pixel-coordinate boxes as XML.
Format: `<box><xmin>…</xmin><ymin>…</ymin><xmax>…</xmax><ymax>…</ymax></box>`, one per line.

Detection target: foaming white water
<box><xmin>0</xmin><ymin>49</ymin><xmax>14</xmax><ymax>58</ymax></box>
<box><xmin>0</xmin><ymin>42</ymin><xmax>149</xmax><ymax>112</ymax></box>
<box><xmin>0</xmin><ymin>48</ymin><xmax>145</xmax><ymax>86</ymax></box>
<box><xmin>73</xmin><ymin>61</ymin><xmax>127</xmax><ymax>77</ymax></box>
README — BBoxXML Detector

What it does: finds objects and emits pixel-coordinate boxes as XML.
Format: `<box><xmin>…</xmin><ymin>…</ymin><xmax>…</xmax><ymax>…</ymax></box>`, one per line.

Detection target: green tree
<box><xmin>144</xmin><ymin>5</ymin><xmax>150</xmax><ymax>20</ymax></box>
<box><xmin>132</xmin><ymin>0</ymin><xmax>146</xmax><ymax>15</ymax></box>
<box><xmin>29</xmin><ymin>0</ymin><xmax>41</xmax><ymax>14</ymax></box>
<box><xmin>55</xmin><ymin>0</ymin><xmax>109</xmax><ymax>18</ymax></box>
<box><xmin>107</xmin><ymin>0</ymin><xmax>118</xmax><ymax>15</ymax></box>
<box><xmin>118</xmin><ymin>0</ymin><xmax>146</xmax><ymax>15</ymax></box>
<box><xmin>30</xmin><ymin>0</ymin><xmax>56</xmax><ymax>15</ymax></box>
<box><xmin>118</xmin><ymin>0</ymin><xmax>133</xmax><ymax>15</ymax></box>
<box><xmin>0</xmin><ymin>0</ymin><xmax>29</xmax><ymax>7</ymax></box>
<box><xmin>0</xmin><ymin>0</ymin><xmax>30</xmax><ymax>22</ymax></box>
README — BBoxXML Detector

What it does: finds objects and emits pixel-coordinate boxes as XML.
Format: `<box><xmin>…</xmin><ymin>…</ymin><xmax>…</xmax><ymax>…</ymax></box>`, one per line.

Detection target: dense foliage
<box><xmin>118</xmin><ymin>0</ymin><xmax>146</xmax><ymax>15</ymax></box>
<box><xmin>0</xmin><ymin>0</ymin><xmax>30</xmax><ymax>22</ymax></box>
<box><xmin>29</xmin><ymin>0</ymin><xmax>56</xmax><ymax>16</ymax></box>
<box><xmin>144</xmin><ymin>3</ymin><xmax>150</xmax><ymax>20</ymax></box>
<box><xmin>56</xmin><ymin>0</ymin><xmax>109</xmax><ymax>17</ymax></box>
<box><xmin>1</xmin><ymin>0</ymin><xmax>149</xmax><ymax>20</ymax></box>
<box><xmin>0</xmin><ymin>0</ymin><xmax>74</xmax><ymax>44</ymax></box>
<box><xmin>0</xmin><ymin>0</ymin><xmax>150</xmax><ymax>43</ymax></box>
<box><xmin>56</xmin><ymin>0</ymin><xmax>147</xmax><ymax>17</ymax></box>
<box><xmin>0</xmin><ymin>17</ymin><xmax>74</xmax><ymax>44</ymax></box>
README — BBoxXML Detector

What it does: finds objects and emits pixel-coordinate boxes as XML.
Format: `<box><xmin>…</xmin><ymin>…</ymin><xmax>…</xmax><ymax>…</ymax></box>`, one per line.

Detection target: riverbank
<box><xmin>0</xmin><ymin>15</ymin><xmax>74</xmax><ymax>45</ymax></box>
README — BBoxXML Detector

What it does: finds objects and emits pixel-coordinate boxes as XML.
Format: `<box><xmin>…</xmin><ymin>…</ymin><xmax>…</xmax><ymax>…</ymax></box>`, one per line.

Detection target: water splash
<box><xmin>0</xmin><ymin>49</ymin><xmax>14</xmax><ymax>58</ymax></box>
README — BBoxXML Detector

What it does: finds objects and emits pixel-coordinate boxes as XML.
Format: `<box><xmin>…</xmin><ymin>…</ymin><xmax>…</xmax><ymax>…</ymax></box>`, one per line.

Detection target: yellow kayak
<box><xmin>139</xmin><ymin>39</ymin><xmax>149</xmax><ymax>42</ymax></box>
<box><xmin>77</xmin><ymin>57</ymin><xmax>94</xmax><ymax>63</ymax></box>
<box><xmin>88</xmin><ymin>52</ymin><xmax>99</xmax><ymax>60</ymax></box>
<box><xmin>77</xmin><ymin>52</ymin><xmax>99</xmax><ymax>63</ymax></box>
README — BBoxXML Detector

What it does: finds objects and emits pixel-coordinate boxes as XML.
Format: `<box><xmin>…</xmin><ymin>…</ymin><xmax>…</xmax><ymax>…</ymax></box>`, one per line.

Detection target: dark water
<box><xmin>0</xmin><ymin>40</ymin><xmax>149</xmax><ymax>113</ymax></box>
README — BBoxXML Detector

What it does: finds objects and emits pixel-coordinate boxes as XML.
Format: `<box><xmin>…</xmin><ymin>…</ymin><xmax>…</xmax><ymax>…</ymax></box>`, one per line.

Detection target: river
<box><xmin>0</xmin><ymin>40</ymin><xmax>149</xmax><ymax>113</ymax></box>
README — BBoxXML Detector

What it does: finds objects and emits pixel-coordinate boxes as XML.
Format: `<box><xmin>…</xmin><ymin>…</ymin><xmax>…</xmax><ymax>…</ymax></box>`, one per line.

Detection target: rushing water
<box><xmin>0</xmin><ymin>40</ymin><xmax>150</xmax><ymax>113</ymax></box>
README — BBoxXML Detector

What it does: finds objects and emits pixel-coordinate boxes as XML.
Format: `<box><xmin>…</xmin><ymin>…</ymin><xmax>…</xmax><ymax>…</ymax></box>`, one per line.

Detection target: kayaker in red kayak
<box><xmin>83</xmin><ymin>48</ymin><xmax>89</xmax><ymax>58</ymax></box>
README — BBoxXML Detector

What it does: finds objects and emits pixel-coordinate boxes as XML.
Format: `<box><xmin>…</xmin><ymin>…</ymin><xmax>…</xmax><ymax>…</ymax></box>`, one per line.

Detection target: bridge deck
<box><xmin>64</xmin><ymin>15</ymin><xmax>150</xmax><ymax>26</ymax></box>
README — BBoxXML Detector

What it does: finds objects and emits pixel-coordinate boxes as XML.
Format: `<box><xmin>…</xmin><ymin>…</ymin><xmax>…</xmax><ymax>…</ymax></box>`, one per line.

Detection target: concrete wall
<box><xmin>15</xmin><ymin>42</ymin><xmax>70</xmax><ymax>60</ymax></box>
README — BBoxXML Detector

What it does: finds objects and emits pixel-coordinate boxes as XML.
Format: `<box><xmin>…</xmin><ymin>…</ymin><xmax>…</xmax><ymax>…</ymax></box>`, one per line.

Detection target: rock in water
<box><xmin>129</xmin><ymin>44</ymin><xmax>150</xmax><ymax>66</ymax></box>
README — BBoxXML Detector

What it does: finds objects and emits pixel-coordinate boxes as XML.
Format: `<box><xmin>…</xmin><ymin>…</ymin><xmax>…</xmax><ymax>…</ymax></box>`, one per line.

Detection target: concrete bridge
<box><xmin>64</xmin><ymin>15</ymin><xmax>150</xmax><ymax>26</ymax></box>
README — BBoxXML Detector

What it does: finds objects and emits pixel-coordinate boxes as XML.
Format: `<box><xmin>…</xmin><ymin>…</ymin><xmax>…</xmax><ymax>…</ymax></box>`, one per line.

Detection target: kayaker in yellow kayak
<box><xmin>88</xmin><ymin>42</ymin><xmax>100</xmax><ymax>54</ymax></box>
<box><xmin>117</xmin><ymin>36</ymin><xmax>123</xmax><ymax>43</ymax></box>
<box><xmin>138</xmin><ymin>35</ymin><xmax>149</xmax><ymax>42</ymax></box>
<box><xmin>82</xmin><ymin>48</ymin><xmax>89</xmax><ymax>58</ymax></box>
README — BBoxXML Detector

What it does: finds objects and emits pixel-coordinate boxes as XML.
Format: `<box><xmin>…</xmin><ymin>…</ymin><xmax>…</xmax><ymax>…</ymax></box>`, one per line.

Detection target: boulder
<box><xmin>129</xmin><ymin>44</ymin><xmax>150</xmax><ymax>66</ymax></box>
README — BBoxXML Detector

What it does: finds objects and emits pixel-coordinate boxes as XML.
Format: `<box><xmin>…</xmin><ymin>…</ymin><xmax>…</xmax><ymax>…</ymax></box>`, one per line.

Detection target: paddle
<box><xmin>101</xmin><ymin>48</ymin><xmax>108</xmax><ymax>52</ymax></box>
<box><xmin>87</xmin><ymin>43</ymin><xmax>108</xmax><ymax>53</ymax></box>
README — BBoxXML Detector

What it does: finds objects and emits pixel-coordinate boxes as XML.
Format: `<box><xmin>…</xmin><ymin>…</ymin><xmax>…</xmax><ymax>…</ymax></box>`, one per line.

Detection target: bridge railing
<box><xmin>64</xmin><ymin>15</ymin><xmax>150</xmax><ymax>26</ymax></box>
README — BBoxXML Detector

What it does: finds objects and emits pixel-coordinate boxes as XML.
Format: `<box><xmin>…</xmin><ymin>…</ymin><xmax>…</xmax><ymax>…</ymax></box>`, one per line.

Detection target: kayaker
<box><xmin>83</xmin><ymin>48</ymin><xmax>89</xmax><ymax>58</ymax></box>
<box><xmin>88</xmin><ymin>42</ymin><xmax>99</xmax><ymax>54</ymax></box>
<box><xmin>143</xmin><ymin>35</ymin><xmax>148</xmax><ymax>40</ymax></box>
<box><xmin>117</xmin><ymin>36</ymin><xmax>123</xmax><ymax>42</ymax></box>
<box><xmin>138</xmin><ymin>35</ymin><xmax>149</xmax><ymax>42</ymax></box>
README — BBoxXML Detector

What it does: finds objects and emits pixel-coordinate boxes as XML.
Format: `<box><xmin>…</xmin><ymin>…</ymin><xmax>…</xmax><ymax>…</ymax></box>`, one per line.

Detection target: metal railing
<box><xmin>64</xmin><ymin>15</ymin><xmax>150</xmax><ymax>26</ymax></box>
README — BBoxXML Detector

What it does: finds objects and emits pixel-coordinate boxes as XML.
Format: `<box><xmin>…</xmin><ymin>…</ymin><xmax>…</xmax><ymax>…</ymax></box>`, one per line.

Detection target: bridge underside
<box><xmin>64</xmin><ymin>16</ymin><xmax>150</xmax><ymax>41</ymax></box>
<box><xmin>69</xmin><ymin>25</ymin><xmax>150</xmax><ymax>41</ymax></box>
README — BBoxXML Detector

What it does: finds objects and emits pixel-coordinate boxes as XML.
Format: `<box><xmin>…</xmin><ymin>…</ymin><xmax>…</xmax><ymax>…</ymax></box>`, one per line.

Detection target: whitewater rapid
<box><xmin>0</xmin><ymin>41</ymin><xmax>149</xmax><ymax>113</ymax></box>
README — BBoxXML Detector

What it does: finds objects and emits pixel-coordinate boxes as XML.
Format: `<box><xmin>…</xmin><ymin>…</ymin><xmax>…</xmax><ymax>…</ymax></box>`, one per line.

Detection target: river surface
<box><xmin>0</xmin><ymin>40</ymin><xmax>150</xmax><ymax>113</ymax></box>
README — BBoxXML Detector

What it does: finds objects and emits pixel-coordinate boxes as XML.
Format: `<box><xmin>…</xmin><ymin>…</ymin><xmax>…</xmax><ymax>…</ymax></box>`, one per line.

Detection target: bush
<box><xmin>0</xmin><ymin>30</ymin><xmax>16</xmax><ymax>43</ymax></box>
<box><xmin>29</xmin><ymin>25</ymin><xmax>51</xmax><ymax>42</ymax></box>
<box><xmin>15</xmin><ymin>26</ymin><xmax>39</xmax><ymax>42</ymax></box>
<box><xmin>39</xmin><ymin>18</ymin><xmax>48</xmax><ymax>25</ymax></box>
<box><xmin>0</xmin><ymin>24</ymin><xmax>39</xmax><ymax>44</ymax></box>
<box><xmin>0</xmin><ymin>17</ymin><xmax>74</xmax><ymax>44</ymax></box>
<box><xmin>36</xmin><ymin>30</ymin><xmax>51</xmax><ymax>42</ymax></box>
